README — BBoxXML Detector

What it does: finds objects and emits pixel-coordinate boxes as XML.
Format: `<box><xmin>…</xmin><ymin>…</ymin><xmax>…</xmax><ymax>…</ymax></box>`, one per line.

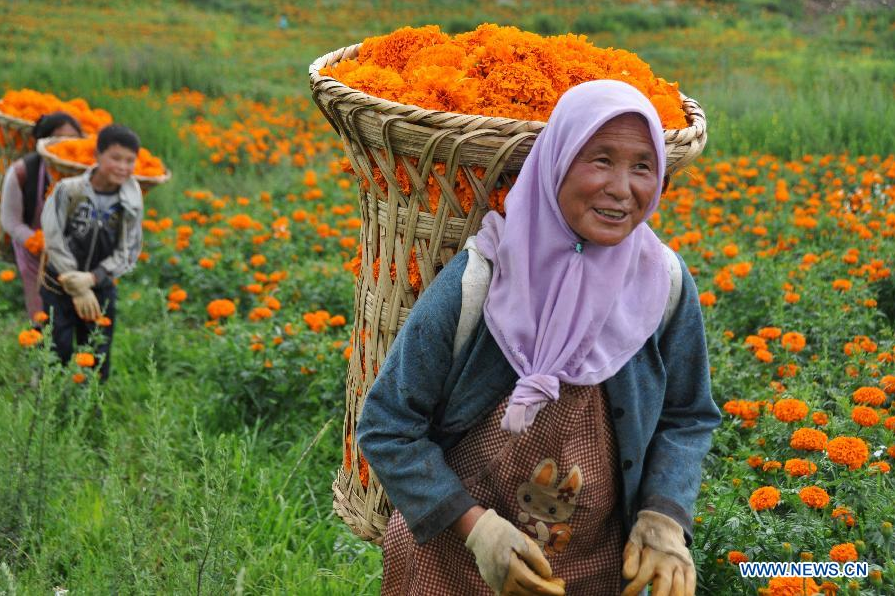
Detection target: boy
<box><xmin>40</xmin><ymin>124</ymin><xmax>144</xmax><ymax>381</ymax></box>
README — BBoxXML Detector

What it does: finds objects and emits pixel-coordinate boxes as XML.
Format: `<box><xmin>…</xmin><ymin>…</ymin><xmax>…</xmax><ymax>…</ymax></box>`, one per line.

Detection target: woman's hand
<box><xmin>463</xmin><ymin>508</ymin><xmax>565</xmax><ymax>596</ymax></box>
<box><xmin>620</xmin><ymin>510</ymin><xmax>696</xmax><ymax>596</ymax></box>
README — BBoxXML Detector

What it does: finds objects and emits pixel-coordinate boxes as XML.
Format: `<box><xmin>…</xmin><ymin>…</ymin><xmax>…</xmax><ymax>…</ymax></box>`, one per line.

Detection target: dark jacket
<box><xmin>357</xmin><ymin>247</ymin><xmax>722</xmax><ymax>547</ymax></box>
<box><xmin>41</xmin><ymin>167</ymin><xmax>143</xmax><ymax>289</ymax></box>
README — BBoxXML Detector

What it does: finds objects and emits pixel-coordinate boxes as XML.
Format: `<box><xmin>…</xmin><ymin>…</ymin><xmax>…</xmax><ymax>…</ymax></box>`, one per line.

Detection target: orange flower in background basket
<box><xmin>0</xmin><ymin>89</ymin><xmax>113</xmax><ymax>134</ymax></box>
<box><xmin>23</xmin><ymin>230</ymin><xmax>44</xmax><ymax>255</ymax></box>
<box><xmin>321</xmin><ymin>24</ymin><xmax>688</xmax><ymax>129</ymax></box>
<box><xmin>45</xmin><ymin>135</ymin><xmax>166</xmax><ymax>177</ymax></box>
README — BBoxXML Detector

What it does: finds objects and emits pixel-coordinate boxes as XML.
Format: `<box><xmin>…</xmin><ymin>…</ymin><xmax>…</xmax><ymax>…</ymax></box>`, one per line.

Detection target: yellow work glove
<box><xmin>71</xmin><ymin>291</ymin><xmax>102</xmax><ymax>321</ymax></box>
<box><xmin>59</xmin><ymin>271</ymin><xmax>96</xmax><ymax>296</ymax></box>
<box><xmin>465</xmin><ymin>509</ymin><xmax>566</xmax><ymax>596</ymax></box>
<box><xmin>621</xmin><ymin>510</ymin><xmax>696</xmax><ymax>596</ymax></box>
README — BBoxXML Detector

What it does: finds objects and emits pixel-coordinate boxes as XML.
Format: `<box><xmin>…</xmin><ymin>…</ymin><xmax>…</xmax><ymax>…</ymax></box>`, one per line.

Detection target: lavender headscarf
<box><xmin>475</xmin><ymin>80</ymin><xmax>671</xmax><ymax>434</ymax></box>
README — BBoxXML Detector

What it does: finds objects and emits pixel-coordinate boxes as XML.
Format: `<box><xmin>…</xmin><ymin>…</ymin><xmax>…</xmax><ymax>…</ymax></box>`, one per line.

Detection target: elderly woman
<box><xmin>1</xmin><ymin>111</ymin><xmax>83</xmax><ymax>324</ymax></box>
<box><xmin>357</xmin><ymin>80</ymin><xmax>721</xmax><ymax>596</ymax></box>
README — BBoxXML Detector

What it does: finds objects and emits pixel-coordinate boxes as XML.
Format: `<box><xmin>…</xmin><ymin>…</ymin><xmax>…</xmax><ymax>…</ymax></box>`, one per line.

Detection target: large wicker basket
<box><xmin>310</xmin><ymin>42</ymin><xmax>707</xmax><ymax>544</ymax></box>
<box><xmin>0</xmin><ymin>111</ymin><xmax>36</xmax><ymax>173</ymax></box>
<box><xmin>36</xmin><ymin>137</ymin><xmax>172</xmax><ymax>195</ymax></box>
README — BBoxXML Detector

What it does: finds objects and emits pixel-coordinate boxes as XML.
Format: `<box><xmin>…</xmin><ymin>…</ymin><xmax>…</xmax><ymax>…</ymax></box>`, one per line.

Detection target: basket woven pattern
<box><xmin>0</xmin><ymin>111</ymin><xmax>36</xmax><ymax>172</ymax></box>
<box><xmin>310</xmin><ymin>42</ymin><xmax>707</xmax><ymax>544</ymax></box>
<box><xmin>36</xmin><ymin>137</ymin><xmax>172</xmax><ymax>195</ymax></box>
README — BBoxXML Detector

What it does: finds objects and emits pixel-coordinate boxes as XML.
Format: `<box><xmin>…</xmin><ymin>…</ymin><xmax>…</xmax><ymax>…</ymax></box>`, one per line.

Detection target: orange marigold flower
<box><xmin>869</xmin><ymin>461</ymin><xmax>891</xmax><ymax>474</ymax></box>
<box><xmin>699</xmin><ymin>291</ymin><xmax>717</xmax><ymax>307</ymax></box>
<box><xmin>759</xmin><ymin>327</ymin><xmax>783</xmax><ymax>340</ymax></box>
<box><xmin>18</xmin><ymin>328</ymin><xmax>42</xmax><ymax>348</ymax></box>
<box><xmin>832</xmin><ymin>279</ymin><xmax>852</xmax><ymax>291</ymax></box>
<box><xmin>766</xmin><ymin>576</ymin><xmax>820</xmax><ymax>595</ymax></box>
<box><xmin>731</xmin><ymin>262</ymin><xmax>753</xmax><ymax>278</ymax></box>
<box><xmin>95</xmin><ymin>316</ymin><xmax>111</xmax><ymax>327</ymax></box>
<box><xmin>745</xmin><ymin>335</ymin><xmax>769</xmax><ymax>351</ymax></box>
<box><xmin>798</xmin><ymin>486</ymin><xmax>830</xmax><ymax>509</ymax></box>
<box><xmin>762</xmin><ymin>460</ymin><xmax>782</xmax><ymax>472</ymax></box>
<box><xmin>851</xmin><ymin>405</ymin><xmax>879</xmax><ymax>427</ymax></box>
<box><xmin>773</xmin><ymin>399</ymin><xmax>809</xmax><ymax>423</ymax></box>
<box><xmin>755</xmin><ymin>348</ymin><xmax>774</xmax><ymax>363</ymax></box>
<box><xmin>826</xmin><ymin>436</ymin><xmax>869</xmax><ymax>470</ymax></box>
<box><xmin>722</xmin><ymin>243</ymin><xmax>739</xmax><ymax>258</ymax></box>
<box><xmin>829</xmin><ymin>543</ymin><xmax>858</xmax><ymax>563</ymax></box>
<box><xmin>885</xmin><ymin>416</ymin><xmax>895</xmax><ymax>431</ymax></box>
<box><xmin>74</xmin><ymin>352</ymin><xmax>95</xmax><ymax>367</ymax></box>
<box><xmin>207</xmin><ymin>299</ymin><xmax>236</xmax><ymax>320</ymax></box>
<box><xmin>248</xmin><ymin>307</ymin><xmax>273</xmax><ymax>321</ymax></box>
<box><xmin>777</xmin><ymin>363</ymin><xmax>799</xmax><ymax>378</ymax></box>
<box><xmin>747</xmin><ymin>455</ymin><xmax>764</xmax><ymax>468</ymax></box>
<box><xmin>72</xmin><ymin>372</ymin><xmax>86</xmax><ymax>384</ymax></box>
<box><xmin>790</xmin><ymin>427</ymin><xmax>828</xmax><ymax>451</ymax></box>
<box><xmin>749</xmin><ymin>486</ymin><xmax>780</xmax><ymax>511</ymax></box>
<box><xmin>784</xmin><ymin>458</ymin><xmax>817</xmax><ymax>477</ymax></box>
<box><xmin>853</xmin><ymin>386</ymin><xmax>887</xmax><ymax>405</ymax></box>
<box><xmin>781</xmin><ymin>332</ymin><xmax>806</xmax><ymax>353</ymax></box>
<box><xmin>250</xmin><ymin>254</ymin><xmax>267</xmax><ymax>267</ymax></box>
<box><xmin>831</xmin><ymin>507</ymin><xmax>855</xmax><ymax>527</ymax></box>
<box><xmin>1</xmin><ymin>269</ymin><xmax>16</xmax><ymax>282</ymax></box>
<box><xmin>880</xmin><ymin>375</ymin><xmax>895</xmax><ymax>394</ymax></box>
<box><xmin>723</xmin><ymin>399</ymin><xmax>761</xmax><ymax>420</ymax></box>
<box><xmin>812</xmin><ymin>411</ymin><xmax>829</xmax><ymax>426</ymax></box>
<box><xmin>728</xmin><ymin>551</ymin><xmax>749</xmax><ymax>565</ymax></box>
<box><xmin>33</xmin><ymin>310</ymin><xmax>49</xmax><ymax>324</ymax></box>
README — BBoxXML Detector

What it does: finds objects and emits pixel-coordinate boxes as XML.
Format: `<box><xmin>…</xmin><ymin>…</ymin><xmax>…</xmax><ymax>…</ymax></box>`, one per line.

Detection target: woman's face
<box><xmin>51</xmin><ymin>122</ymin><xmax>81</xmax><ymax>138</ymax></box>
<box><xmin>557</xmin><ymin>113</ymin><xmax>659</xmax><ymax>247</ymax></box>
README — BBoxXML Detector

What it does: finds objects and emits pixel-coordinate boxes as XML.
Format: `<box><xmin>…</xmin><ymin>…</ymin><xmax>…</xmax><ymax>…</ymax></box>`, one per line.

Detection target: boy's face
<box><xmin>95</xmin><ymin>143</ymin><xmax>137</xmax><ymax>186</ymax></box>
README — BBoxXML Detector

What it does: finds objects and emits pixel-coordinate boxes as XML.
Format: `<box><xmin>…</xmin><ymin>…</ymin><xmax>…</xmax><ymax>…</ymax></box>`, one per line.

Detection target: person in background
<box><xmin>40</xmin><ymin>123</ymin><xmax>144</xmax><ymax>381</ymax></box>
<box><xmin>0</xmin><ymin>111</ymin><xmax>83</xmax><ymax>325</ymax></box>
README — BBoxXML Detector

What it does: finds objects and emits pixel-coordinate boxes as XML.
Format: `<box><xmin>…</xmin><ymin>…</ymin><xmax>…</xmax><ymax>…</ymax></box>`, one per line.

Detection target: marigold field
<box><xmin>1</xmin><ymin>1</ymin><xmax>894</xmax><ymax>594</ymax></box>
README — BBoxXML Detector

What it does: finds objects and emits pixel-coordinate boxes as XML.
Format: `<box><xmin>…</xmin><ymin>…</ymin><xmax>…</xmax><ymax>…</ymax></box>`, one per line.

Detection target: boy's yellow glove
<box><xmin>621</xmin><ymin>510</ymin><xmax>696</xmax><ymax>596</ymax></box>
<box><xmin>465</xmin><ymin>508</ymin><xmax>566</xmax><ymax>596</ymax></box>
<box><xmin>59</xmin><ymin>271</ymin><xmax>101</xmax><ymax>321</ymax></box>
<box><xmin>59</xmin><ymin>271</ymin><xmax>96</xmax><ymax>295</ymax></box>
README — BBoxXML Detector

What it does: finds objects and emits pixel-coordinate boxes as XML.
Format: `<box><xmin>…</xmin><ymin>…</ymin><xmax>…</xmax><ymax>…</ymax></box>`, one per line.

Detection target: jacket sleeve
<box><xmin>356</xmin><ymin>250</ymin><xmax>478</xmax><ymax>545</ymax></box>
<box><xmin>638</xmin><ymin>253</ymin><xmax>721</xmax><ymax>547</ymax></box>
<box><xmin>40</xmin><ymin>181</ymin><xmax>80</xmax><ymax>274</ymax></box>
<box><xmin>0</xmin><ymin>163</ymin><xmax>35</xmax><ymax>245</ymax></box>
<box><xmin>93</xmin><ymin>198</ymin><xmax>143</xmax><ymax>285</ymax></box>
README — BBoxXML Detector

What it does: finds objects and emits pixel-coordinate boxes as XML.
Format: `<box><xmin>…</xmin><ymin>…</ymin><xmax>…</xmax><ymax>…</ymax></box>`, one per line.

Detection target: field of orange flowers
<box><xmin>1</xmin><ymin>1</ymin><xmax>894</xmax><ymax>594</ymax></box>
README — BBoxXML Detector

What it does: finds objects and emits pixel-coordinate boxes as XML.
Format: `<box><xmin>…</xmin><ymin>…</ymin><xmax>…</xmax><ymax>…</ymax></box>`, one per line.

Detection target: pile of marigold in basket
<box><xmin>0</xmin><ymin>89</ymin><xmax>113</xmax><ymax>134</ymax></box>
<box><xmin>321</xmin><ymin>23</ymin><xmax>688</xmax><ymax>128</ymax></box>
<box><xmin>45</xmin><ymin>135</ymin><xmax>166</xmax><ymax>178</ymax></box>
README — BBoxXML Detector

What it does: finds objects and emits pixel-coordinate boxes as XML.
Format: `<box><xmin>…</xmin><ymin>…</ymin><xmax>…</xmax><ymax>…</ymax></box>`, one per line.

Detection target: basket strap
<box><xmin>452</xmin><ymin>236</ymin><xmax>491</xmax><ymax>360</ymax></box>
<box><xmin>452</xmin><ymin>239</ymin><xmax>683</xmax><ymax>360</ymax></box>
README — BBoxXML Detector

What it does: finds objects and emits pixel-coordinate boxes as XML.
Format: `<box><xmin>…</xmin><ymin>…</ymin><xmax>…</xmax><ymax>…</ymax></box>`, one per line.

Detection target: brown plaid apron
<box><xmin>382</xmin><ymin>382</ymin><xmax>625</xmax><ymax>595</ymax></box>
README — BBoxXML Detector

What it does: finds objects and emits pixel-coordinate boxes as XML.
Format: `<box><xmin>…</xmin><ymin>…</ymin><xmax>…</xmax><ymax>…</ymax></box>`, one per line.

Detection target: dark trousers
<box><xmin>39</xmin><ymin>283</ymin><xmax>117</xmax><ymax>381</ymax></box>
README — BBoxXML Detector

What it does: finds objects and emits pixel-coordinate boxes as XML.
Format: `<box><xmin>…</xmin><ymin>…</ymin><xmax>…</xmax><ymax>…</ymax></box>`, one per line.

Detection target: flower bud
<box><xmin>882</xmin><ymin>521</ymin><xmax>893</xmax><ymax>538</ymax></box>
<box><xmin>855</xmin><ymin>540</ymin><xmax>866</xmax><ymax>554</ymax></box>
<box><xmin>869</xmin><ymin>569</ymin><xmax>882</xmax><ymax>586</ymax></box>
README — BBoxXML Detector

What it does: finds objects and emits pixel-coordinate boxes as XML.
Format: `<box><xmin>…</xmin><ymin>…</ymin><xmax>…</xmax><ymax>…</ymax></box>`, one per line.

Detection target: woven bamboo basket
<box><xmin>36</xmin><ymin>137</ymin><xmax>172</xmax><ymax>195</ymax></box>
<box><xmin>310</xmin><ymin>42</ymin><xmax>708</xmax><ymax>544</ymax></box>
<box><xmin>0</xmin><ymin>111</ymin><xmax>36</xmax><ymax>173</ymax></box>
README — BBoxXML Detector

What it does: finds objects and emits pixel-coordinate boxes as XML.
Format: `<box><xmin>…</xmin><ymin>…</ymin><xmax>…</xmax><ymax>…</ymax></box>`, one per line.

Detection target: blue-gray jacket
<box><xmin>357</xmin><ymin>248</ymin><xmax>721</xmax><ymax>547</ymax></box>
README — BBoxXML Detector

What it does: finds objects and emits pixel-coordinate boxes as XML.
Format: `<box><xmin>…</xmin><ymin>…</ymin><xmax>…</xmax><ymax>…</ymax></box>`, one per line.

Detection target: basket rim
<box><xmin>0</xmin><ymin>109</ymin><xmax>35</xmax><ymax>129</ymax></box>
<box><xmin>36</xmin><ymin>136</ymin><xmax>172</xmax><ymax>185</ymax></box>
<box><xmin>309</xmin><ymin>42</ymin><xmax>707</xmax><ymax>142</ymax></box>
